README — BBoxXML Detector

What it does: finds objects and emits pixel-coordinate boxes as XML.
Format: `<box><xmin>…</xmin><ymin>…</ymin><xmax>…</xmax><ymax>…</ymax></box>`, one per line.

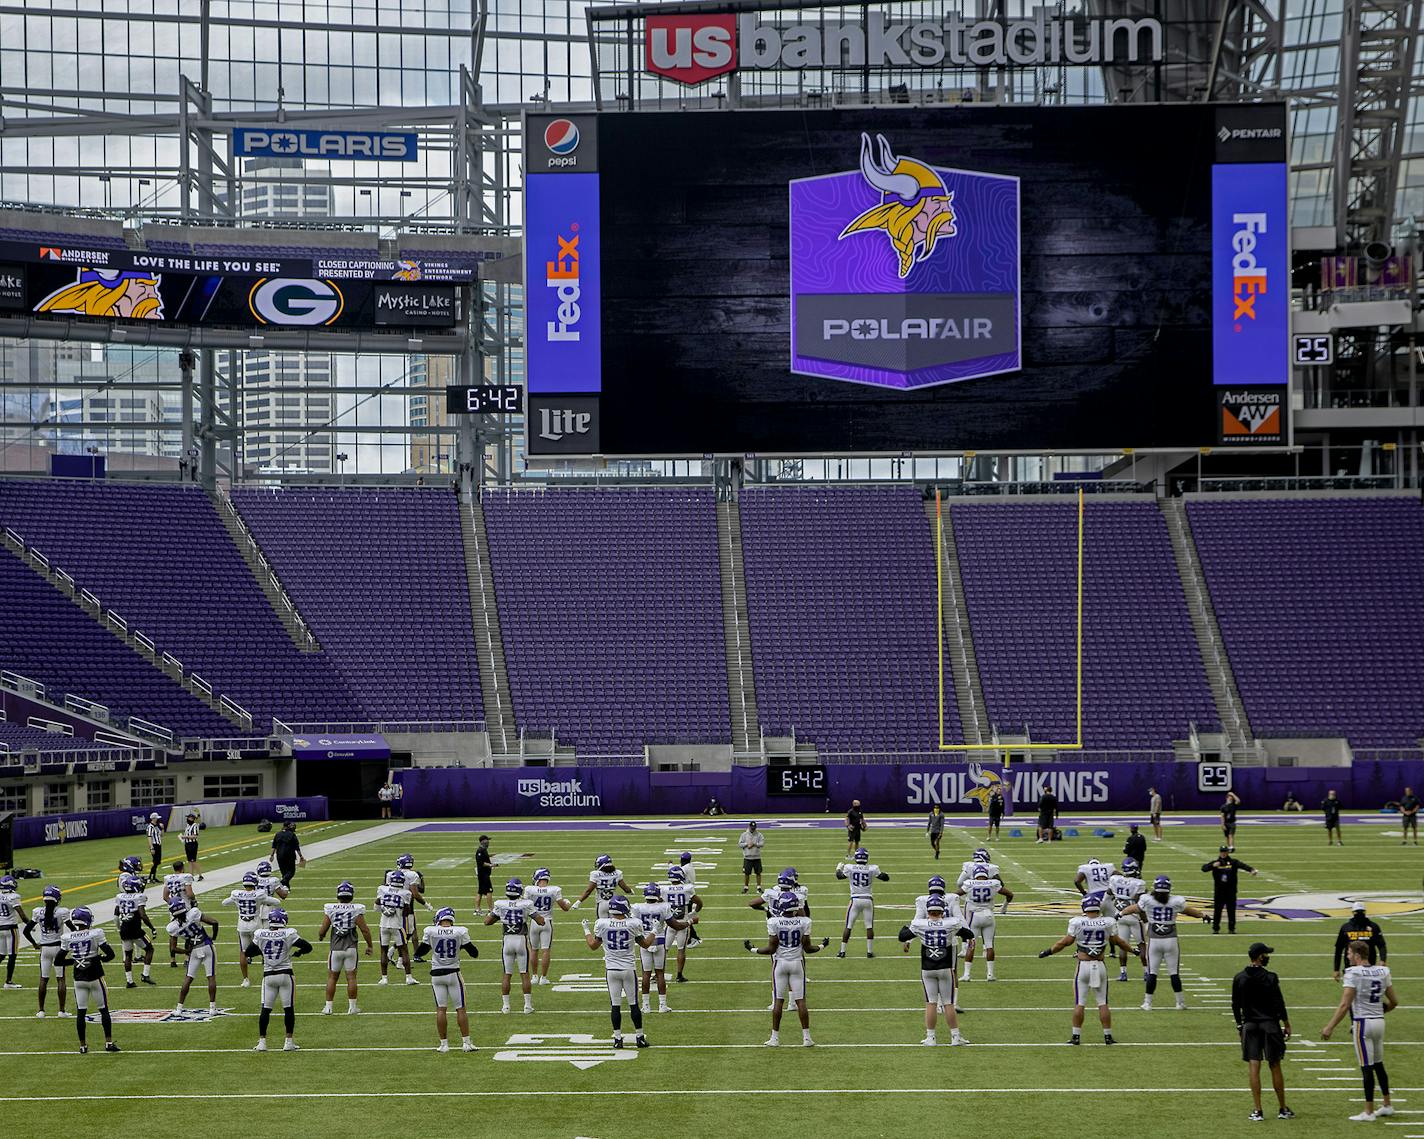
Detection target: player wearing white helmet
<box><xmin>898</xmin><ymin>893</ymin><xmax>970</xmax><ymax>1045</ymax></box>
<box><xmin>584</xmin><ymin>895</ymin><xmax>656</xmax><ymax>1049</ymax></box>
<box><xmin>113</xmin><ymin>873</ymin><xmax>157</xmax><ymax>988</ymax></box>
<box><xmin>485</xmin><ymin>878</ymin><xmax>546</xmax><ymax>1014</ymax></box>
<box><xmin>956</xmin><ymin>848</ymin><xmax>1003</xmax><ymax>888</ymax></box>
<box><xmin>222</xmin><ymin>872</ymin><xmax>280</xmax><ymax>990</ymax></box>
<box><xmin>1108</xmin><ymin>858</ymin><xmax>1147</xmax><ymax>982</ymax></box>
<box><xmin>0</xmin><ymin>874</ymin><xmax>25</xmax><ymax>989</ymax></box>
<box><xmin>746</xmin><ymin>890</ymin><xmax>829</xmax><ymax>1047</ymax></box>
<box><xmin>166</xmin><ymin>897</ymin><xmax>219</xmax><ymax>1017</ymax></box>
<box><xmin>663</xmin><ymin>863</ymin><xmax>705</xmax><ymax>984</ymax></box>
<box><xmin>1038</xmin><ymin>893</ymin><xmax>1136</xmax><ymax>1045</ymax></box>
<box><xmin>22</xmin><ymin>885</ymin><xmax>71</xmax><ymax>1018</ymax></box>
<box><xmin>375</xmin><ymin>869</ymin><xmax>419</xmax><ymax>986</ymax></box>
<box><xmin>836</xmin><ymin>848</ymin><xmax>890</xmax><ymax>958</ymax></box>
<box><xmin>523</xmin><ymin>868</ymin><xmax>573</xmax><ymax>985</ymax></box>
<box><xmin>54</xmin><ymin>908</ymin><xmax>119</xmax><ymax>1054</ymax></box>
<box><xmin>955</xmin><ymin>867</ymin><xmax>1014</xmax><ymax>982</ymax></box>
<box><xmin>573</xmin><ymin>854</ymin><xmax>632</xmax><ymax>920</ymax></box>
<box><xmin>414</xmin><ymin>907</ymin><xmax>479</xmax><ymax>1052</ymax></box>
<box><xmin>318</xmin><ymin>881</ymin><xmax>373</xmax><ymax>1015</ymax></box>
<box><xmin>245</xmin><ymin>908</ymin><xmax>312</xmax><ymax>1051</ymax></box>
<box><xmin>1118</xmin><ymin>875</ymin><xmax>1211</xmax><ymax>1010</ymax></box>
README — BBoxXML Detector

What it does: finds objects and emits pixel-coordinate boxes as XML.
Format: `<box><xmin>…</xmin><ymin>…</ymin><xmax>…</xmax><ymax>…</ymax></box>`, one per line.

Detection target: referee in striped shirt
<box><xmin>181</xmin><ymin>812</ymin><xmax>204</xmax><ymax>882</ymax></box>
<box><xmin>145</xmin><ymin>813</ymin><xmax>165</xmax><ymax>883</ymax></box>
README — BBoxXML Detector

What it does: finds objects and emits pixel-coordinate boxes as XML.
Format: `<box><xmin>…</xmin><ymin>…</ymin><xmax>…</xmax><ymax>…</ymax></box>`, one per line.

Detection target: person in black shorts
<box><xmin>1322</xmin><ymin>790</ymin><xmax>1343</xmax><ymax>846</ymax></box>
<box><xmin>986</xmin><ymin>788</ymin><xmax>1005</xmax><ymax>839</ymax></box>
<box><xmin>1221</xmin><ymin>791</ymin><xmax>1241</xmax><ymax>853</ymax></box>
<box><xmin>1398</xmin><ymin>787</ymin><xmax>1418</xmax><ymax>845</ymax></box>
<box><xmin>844</xmin><ymin>802</ymin><xmax>865</xmax><ymax>857</ymax></box>
<box><xmin>1233</xmin><ymin>942</ymin><xmax>1294</xmax><ymax>1121</ymax></box>
<box><xmin>474</xmin><ymin>835</ymin><xmax>493</xmax><ymax>914</ymax></box>
<box><xmin>181</xmin><ymin>812</ymin><xmax>203</xmax><ymax>882</ymax></box>
<box><xmin>1035</xmin><ymin>790</ymin><xmax>1057</xmax><ymax>843</ymax></box>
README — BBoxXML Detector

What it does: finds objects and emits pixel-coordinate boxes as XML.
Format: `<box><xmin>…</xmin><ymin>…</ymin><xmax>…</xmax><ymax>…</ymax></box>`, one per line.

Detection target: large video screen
<box><xmin>523</xmin><ymin>104</ymin><xmax>1289</xmax><ymax>455</ymax></box>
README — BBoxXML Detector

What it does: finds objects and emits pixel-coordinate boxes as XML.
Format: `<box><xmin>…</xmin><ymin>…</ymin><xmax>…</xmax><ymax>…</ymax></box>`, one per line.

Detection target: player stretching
<box><xmin>319</xmin><ymin>881</ymin><xmax>373</xmax><ymax>1015</ymax></box>
<box><xmin>114</xmin><ymin>874</ymin><xmax>156</xmax><ymax>987</ymax></box>
<box><xmin>836</xmin><ymin>848</ymin><xmax>889</xmax><ymax>958</ymax></box>
<box><xmin>1107</xmin><ymin>858</ymin><xmax>1146</xmax><ymax>982</ymax></box>
<box><xmin>898</xmin><ymin>893</ymin><xmax>969</xmax><ymax>1045</ymax></box>
<box><xmin>1322</xmin><ymin>941</ymin><xmax>1399</xmax><ymax>1121</ymax></box>
<box><xmin>663</xmin><ymin>864</ymin><xmax>704</xmax><ymax>984</ymax></box>
<box><xmin>413</xmin><ymin>907</ymin><xmax>479</xmax><ymax>1052</ymax></box>
<box><xmin>393</xmin><ymin>853</ymin><xmax>431</xmax><ymax>947</ymax></box>
<box><xmin>166</xmin><ymin>897</ymin><xmax>219</xmax><ymax>1017</ymax></box>
<box><xmin>1038</xmin><ymin>893</ymin><xmax>1135</xmax><ymax>1045</ymax></box>
<box><xmin>1074</xmin><ymin>857</ymin><xmax>1115</xmax><ymax>901</ymax></box>
<box><xmin>1119</xmin><ymin>875</ymin><xmax>1211</xmax><ymax>1010</ymax></box>
<box><xmin>524</xmin><ymin>869</ymin><xmax>572</xmax><ymax>985</ymax></box>
<box><xmin>223</xmin><ymin>872</ymin><xmax>278</xmax><ymax>989</ymax></box>
<box><xmin>486</xmin><ymin>877</ymin><xmax>544</xmax><ymax>1014</ymax></box>
<box><xmin>161</xmin><ymin>860</ymin><xmax>195</xmax><ymax>968</ymax></box>
<box><xmin>254</xmin><ymin>860</ymin><xmax>287</xmax><ymax>908</ymax></box>
<box><xmin>956</xmin><ymin>847</ymin><xmax>1002</xmax><ymax>888</ymax></box>
<box><xmin>23</xmin><ymin>885</ymin><xmax>70</xmax><ymax>1018</ymax></box>
<box><xmin>573</xmin><ymin>854</ymin><xmax>631</xmax><ymax>919</ymax></box>
<box><xmin>583</xmin><ymin>896</ymin><xmax>655</xmax><ymax>1049</ymax></box>
<box><xmin>746</xmin><ymin>892</ymin><xmax>827</xmax><ymax>1047</ymax></box>
<box><xmin>956</xmin><ymin>867</ymin><xmax>1013</xmax><ymax>982</ymax></box>
<box><xmin>376</xmin><ymin>869</ymin><xmax>418</xmax><ymax>985</ymax></box>
<box><xmin>0</xmin><ymin>874</ymin><xmax>26</xmax><ymax>989</ymax></box>
<box><xmin>246</xmin><ymin>908</ymin><xmax>312</xmax><ymax>1051</ymax></box>
<box><xmin>54</xmin><ymin>908</ymin><xmax>119</xmax><ymax>1054</ymax></box>
<box><xmin>633</xmin><ymin>881</ymin><xmax>699</xmax><ymax>1013</ymax></box>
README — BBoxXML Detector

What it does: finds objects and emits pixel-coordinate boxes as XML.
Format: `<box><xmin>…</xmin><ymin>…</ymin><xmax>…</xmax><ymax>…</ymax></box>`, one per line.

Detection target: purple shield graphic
<box><xmin>790</xmin><ymin>136</ymin><xmax>1021</xmax><ymax>390</ymax></box>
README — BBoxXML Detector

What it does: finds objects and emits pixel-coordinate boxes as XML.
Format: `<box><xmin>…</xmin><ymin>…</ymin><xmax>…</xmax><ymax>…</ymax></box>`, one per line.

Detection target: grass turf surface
<box><xmin>1</xmin><ymin>813</ymin><xmax>1420</xmax><ymax>1136</ymax></box>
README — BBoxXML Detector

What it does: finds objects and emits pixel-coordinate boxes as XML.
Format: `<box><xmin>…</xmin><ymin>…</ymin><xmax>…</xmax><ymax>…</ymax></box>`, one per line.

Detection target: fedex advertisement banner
<box><xmin>1213</xmin><ymin>163</ymin><xmax>1289</xmax><ymax>386</ymax></box>
<box><xmin>524</xmin><ymin>172</ymin><xmax>602</xmax><ymax>395</ymax></box>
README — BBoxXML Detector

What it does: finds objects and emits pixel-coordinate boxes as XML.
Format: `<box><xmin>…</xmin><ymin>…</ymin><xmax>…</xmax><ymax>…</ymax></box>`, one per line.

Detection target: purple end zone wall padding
<box><xmin>394</xmin><ymin>762</ymin><xmax>1424</xmax><ymax>818</ymax></box>
<box><xmin>11</xmin><ymin>796</ymin><xmax>328</xmax><ymax>850</ymax></box>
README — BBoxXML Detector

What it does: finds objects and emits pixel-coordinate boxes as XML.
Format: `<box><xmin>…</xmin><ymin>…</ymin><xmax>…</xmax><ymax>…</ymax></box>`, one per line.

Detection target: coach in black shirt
<box><xmin>1034</xmin><ymin>791</ymin><xmax>1058</xmax><ymax>844</ymax></box>
<box><xmin>269</xmin><ymin>821</ymin><xmax>306</xmax><ymax>888</ymax></box>
<box><xmin>1332</xmin><ymin>901</ymin><xmax>1387</xmax><ymax>979</ymax></box>
<box><xmin>1122</xmin><ymin>824</ymin><xmax>1147</xmax><ymax>871</ymax></box>
<box><xmin>1233</xmin><ymin>942</ymin><xmax>1294</xmax><ymax>1121</ymax></box>
<box><xmin>1201</xmin><ymin>847</ymin><xmax>1257</xmax><ymax>934</ymax></box>
<box><xmin>1220</xmin><ymin>791</ymin><xmax>1241</xmax><ymax>852</ymax></box>
<box><xmin>1322</xmin><ymin>790</ymin><xmax>1343</xmax><ymax>846</ymax></box>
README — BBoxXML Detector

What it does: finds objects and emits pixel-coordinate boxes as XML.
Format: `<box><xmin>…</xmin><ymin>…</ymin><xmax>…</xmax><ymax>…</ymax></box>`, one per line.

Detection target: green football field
<box><xmin>2</xmin><ymin>812</ymin><xmax>1420</xmax><ymax>1136</ymax></box>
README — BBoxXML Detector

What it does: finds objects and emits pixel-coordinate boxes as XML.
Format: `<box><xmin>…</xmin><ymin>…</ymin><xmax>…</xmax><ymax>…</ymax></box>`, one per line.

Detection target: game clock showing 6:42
<box><xmin>767</xmin><ymin>765</ymin><xmax>827</xmax><ymax>796</ymax></box>
<box><xmin>445</xmin><ymin>384</ymin><xmax>524</xmax><ymax>415</ymax></box>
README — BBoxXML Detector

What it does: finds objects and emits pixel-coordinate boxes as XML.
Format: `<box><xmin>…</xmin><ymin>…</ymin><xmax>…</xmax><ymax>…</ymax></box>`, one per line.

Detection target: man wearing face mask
<box><xmin>1232</xmin><ymin>942</ymin><xmax>1295</xmax><ymax>1122</ymax></box>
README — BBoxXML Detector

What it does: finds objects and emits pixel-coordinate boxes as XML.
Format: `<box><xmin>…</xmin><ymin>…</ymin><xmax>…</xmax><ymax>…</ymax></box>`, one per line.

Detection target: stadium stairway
<box><xmin>717</xmin><ymin>497</ymin><xmax>762</xmax><ymax>754</ymax></box>
<box><xmin>462</xmin><ymin>494</ymin><xmax>518</xmax><ymax>755</ymax></box>
<box><xmin>208</xmin><ymin>485</ymin><xmax>322</xmax><ymax>653</ymax></box>
<box><xmin>925</xmin><ymin>497</ymin><xmax>992</xmax><ymax>747</ymax></box>
<box><xmin>1160</xmin><ymin>498</ymin><xmax>1255</xmax><ymax>753</ymax></box>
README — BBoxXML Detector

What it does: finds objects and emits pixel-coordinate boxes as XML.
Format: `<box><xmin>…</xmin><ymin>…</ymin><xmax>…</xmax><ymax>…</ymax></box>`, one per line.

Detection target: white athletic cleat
<box><xmin>803</xmin><ymin>1037</ymin><xmax>815</xmax><ymax>1047</ymax></box>
<box><xmin>920</xmin><ymin>1036</ymin><xmax>937</xmax><ymax>1046</ymax></box>
<box><xmin>405</xmin><ymin>976</ymin><xmax>419</xmax><ymax>986</ymax></box>
<box><xmin>283</xmin><ymin>1039</ymin><xmax>299</xmax><ymax>1051</ymax></box>
<box><xmin>949</xmin><ymin>1035</ymin><xmax>968</xmax><ymax>1046</ymax></box>
<box><xmin>1140</xmin><ymin>999</ymin><xmax>1152</xmax><ymax>1011</ymax></box>
<box><xmin>34</xmin><ymin>1010</ymin><xmax>44</xmax><ymax>1019</ymax></box>
<box><xmin>321</xmin><ymin>1005</ymin><xmax>333</xmax><ymax>1015</ymax></box>
<box><xmin>254</xmin><ymin>1040</ymin><xmax>267</xmax><ymax>1052</ymax></box>
<box><xmin>462</xmin><ymin>1041</ymin><xmax>477</xmax><ymax>1052</ymax></box>
<box><xmin>640</xmin><ymin>1000</ymin><xmax>650</xmax><ymax>1013</ymax></box>
<box><xmin>348</xmin><ymin>1006</ymin><xmax>361</xmax><ymax>1015</ymax></box>
<box><xmin>436</xmin><ymin>1041</ymin><xmax>449</xmax><ymax>1053</ymax></box>
<box><xmin>240</xmin><ymin>978</ymin><xmax>251</xmax><ymax>988</ymax></box>
<box><xmin>377</xmin><ymin>976</ymin><xmax>388</xmax><ymax>986</ymax></box>
<box><xmin>1175</xmin><ymin>999</ymin><xmax>1187</xmax><ymax>1010</ymax></box>
<box><xmin>56</xmin><ymin>1011</ymin><xmax>71</xmax><ymax>1019</ymax></box>
<box><xmin>522</xmin><ymin>1005</ymin><xmax>533</xmax><ymax>1015</ymax></box>
<box><xmin>1349</xmin><ymin>1111</ymin><xmax>1377</xmax><ymax>1122</ymax></box>
<box><xmin>659</xmin><ymin>1003</ymin><xmax>670</xmax><ymax>1013</ymax></box>
<box><xmin>764</xmin><ymin>1036</ymin><xmax>779</xmax><ymax>1047</ymax></box>
<box><xmin>1376</xmin><ymin>1106</ymin><xmax>1395</xmax><ymax>1117</ymax></box>
<box><xmin>2</xmin><ymin>982</ymin><xmax>20</xmax><ymax>990</ymax></box>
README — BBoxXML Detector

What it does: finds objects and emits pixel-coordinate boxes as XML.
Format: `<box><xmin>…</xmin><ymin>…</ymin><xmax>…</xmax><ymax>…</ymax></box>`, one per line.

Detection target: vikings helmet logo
<box><xmin>839</xmin><ymin>133</ymin><xmax>957</xmax><ymax>279</ymax></box>
<box><xmin>960</xmin><ymin>761</ymin><xmax>1003</xmax><ymax>811</ymax></box>
<box><xmin>35</xmin><ymin>267</ymin><xmax>164</xmax><ymax>320</ymax></box>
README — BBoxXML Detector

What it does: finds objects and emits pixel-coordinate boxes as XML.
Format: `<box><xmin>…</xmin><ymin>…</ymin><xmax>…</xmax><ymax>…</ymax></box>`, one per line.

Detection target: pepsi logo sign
<box><xmin>544</xmin><ymin>119</ymin><xmax>581</xmax><ymax>168</ymax></box>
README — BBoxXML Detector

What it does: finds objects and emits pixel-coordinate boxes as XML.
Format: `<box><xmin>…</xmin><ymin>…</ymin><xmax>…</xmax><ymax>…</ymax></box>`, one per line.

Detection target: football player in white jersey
<box><xmin>245</xmin><ymin>908</ymin><xmax>312</xmax><ymax>1051</ymax></box>
<box><xmin>53</xmin><ymin>908</ymin><xmax>119</xmax><ymax>1053</ymax></box>
<box><xmin>898</xmin><ymin>893</ymin><xmax>968</xmax><ymax>1045</ymax></box>
<box><xmin>254</xmin><ymin>860</ymin><xmax>288</xmax><ymax>911</ymax></box>
<box><xmin>0</xmin><ymin>874</ymin><xmax>24</xmax><ymax>989</ymax></box>
<box><xmin>1074</xmin><ymin>857</ymin><xmax>1115</xmax><ymax>901</ymax></box>
<box><xmin>485</xmin><ymin>878</ymin><xmax>545</xmax><ymax>1014</ymax></box>
<box><xmin>165</xmin><ymin>896</ymin><xmax>219</xmax><ymax>1016</ymax></box>
<box><xmin>1322</xmin><ymin>941</ymin><xmax>1400</xmax><ymax>1121</ymax></box>
<box><xmin>375</xmin><ymin>869</ymin><xmax>418</xmax><ymax>986</ymax></box>
<box><xmin>113</xmin><ymin>873</ymin><xmax>157</xmax><ymax>988</ymax></box>
<box><xmin>1038</xmin><ymin>893</ymin><xmax>1135</xmax><ymax>1045</ymax></box>
<box><xmin>584</xmin><ymin>895</ymin><xmax>657</xmax><ymax>1049</ymax></box>
<box><xmin>836</xmin><ymin>848</ymin><xmax>890</xmax><ymax>958</ymax></box>
<box><xmin>222</xmin><ymin>872</ymin><xmax>279</xmax><ymax>989</ymax></box>
<box><xmin>956</xmin><ymin>848</ymin><xmax>1003</xmax><ymax>888</ymax></box>
<box><xmin>663</xmin><ymin>864</ymin><xmax>704</xmax><ymax>984</ymax></box>
<box><xmin>523</xmin><ymin>868</ymin><xmax>572</xmax><ymax>985</ymax></box>
<box><xmin>318</xmin><ymin>881</ymin><xmax>373</xmax><ymax>1015</ymax></box>
<box><xmin>1107</xmin><ymin>858</ymin><xmax>1147</xmax><ymax>982</ymax></box>
<box><xmin>413</xmin><ymin>907</ymin><xmax>479</xmax><ymax>1052</ymax></box>
<box><xmin>746</xmin><ymin>891</ymin><xmax>829</xmax><ymax>1047</ymax></box>
<box><xmin>573</xmin><ymin>854</ymin><xmax>632</xmax><ymax>919</ymax></box>
<box><xmin>22</xmin><ymin>885</ymin><xmax>71</xmax><ymax>1018</ymax></box>
<box><xmin>1118</xmin><ymin>875</ymin><xmax>1211</xmax><ymax>1010</ymax></box>
<box><xmin>161</xmin><ymin>860</ymin><xmax>196</xmax><ymax>969</ymax></box>
<box><xmin>632</xmin><ymin>881</ymin><xmax>700</xmax><ymax>1014</ymax></box>
<box><xmin>955</xmin><ymin>867</ymin><xmax>1013</xmax><ymax>982</ymax></box>
<box><xmin>392</xmin><ymin>853</ymin><xmax>431</xmax><ymax>945</ymax></box>
<box><xmin>750</xmin><ymin>869</ymin><xmax>811</xmax><ymax>916</ymax></box>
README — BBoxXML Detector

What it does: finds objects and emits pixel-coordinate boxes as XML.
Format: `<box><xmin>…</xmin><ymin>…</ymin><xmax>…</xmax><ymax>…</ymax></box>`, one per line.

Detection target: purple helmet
<box><xmin>505</xmin><ymin>878</ymin><xmax>524</xmax><ymax>899</ymax></box>
<box><xmin>1081</xmin><ymin>893</ymin><xmax>1104</xmax><ymax>913</ymax></box>
<box><xmin>256</xmin><ymin>860</ymin><xmax>273</xmax><ymax>876</ymax></box>
<box><xmin>435</xmin><ymin>906</ymin><xmax>456</xmax><ymax>924</ymax></box>
<box><xmin>267</xmin><ymin>908</ymin><xmax>288</xmax><ymax>928</ymax></box>
<box><xmin>1153</xmin><ymin>875</ymin><xmax>1172</xmax><ymax>893</ymax></box>
<box><xmin>853</xmin><ymin>848</ymin><xmax>869</xmax><ymax>864</ymax></box>
<box><xmin>42</xmin><ymin>885</ymin><xmax>61</xmax><ymax>902</ymax></box>
<box><xmin>776</xmin><ymin>869</ymin><xmax>796</xmax><ymax>888</ymax></box>
<box><xmin>336</xmin><ymin>881</ymin><xmax>355</xmax><ymax>900</ymax></box>
<box><xmin>167</xmin><ymin>897</ymin><xmax>188</xmax><ymax>917</ymax></box>
<box><xmin>679</xmin><ymin>852</ymin><xmax>692</xmax><ymax>865</ymax></box>
<box><xmin>928</xmin><ymin>875</ymin><xmax>946</xmax><ymax>891</ymax></box>
<box><xmin>772</xmin><ymin>892</ymin><xmax>800</xmax><ymax>916</ymax></box>
<box><xmin>533</xmin><ymin>868</ymin><xmax>550</xmax><ymax>882</ymax></box>
<box><xmin>667</xmin><ymin>865</ymin><xmax>685</xmax><ymax>883</ymax></box>
<box><xmin>1122</xmin><ymin>857</ymin><xmax>1140</xmax><ymax>875</ymax></box>
<box><xmin>396</xmin><ymin>853</ymin><xmax>414</xmax><ymax>870</ymax></box>
<box><xmin>242</xmin><ymin>872</ymin><xmax>259</xmax><ymax>888</ymax></box>
<box><xmin>121</xmin><ymin>875</ymin><xmax>144</xmax><ymax>893</ymax></box>
<box><xmin>0</xmin><ymin>875</ymin><xmax>16</xmax><ymax>891</ymax></box>
<box><xmin>973</xmin><ymin>848</ymin><xmax>990</xmax><ymax>863</ymax></box>
<box><xmin>643</xmin><ymin>882</ymin><xmax>662</xmax><ymax>899</ymax></box>
<box><xmin>607</xmin><ymin>895</ymin><xmax>630</xmax><ymax>917</ymax></box>
<box><xmin>972</xmin><ymin>867</ymin><xmax>990</xmax><ymax>880</ymax></box>
<box><xmin>594</xmin><ymin>854</ymin><xmax>613</xmax><ymax>870</ymax></box>
<box><xmin>70</xmin><ymin>906</ymin><xmax>93</xmax><ymax>928</ymax></box>
<box><xmin>925</xmin><ymin>893</ymin><xmax>947</xmax><ymax>913</ymax></box>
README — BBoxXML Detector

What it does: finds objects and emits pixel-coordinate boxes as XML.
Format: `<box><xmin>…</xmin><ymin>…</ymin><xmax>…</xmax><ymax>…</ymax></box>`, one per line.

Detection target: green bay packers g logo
<box><xmin>248</xmin><ymin>278</ymin><xmax>344</xmax><ymax>326</ymax></box>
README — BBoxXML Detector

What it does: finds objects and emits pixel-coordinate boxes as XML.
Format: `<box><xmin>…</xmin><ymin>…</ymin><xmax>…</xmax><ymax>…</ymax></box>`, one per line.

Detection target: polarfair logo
<box><xmin>517</xmin><ymin>778</ymin><xmax>601</xmax><ymax>808</ymax></box>
<box><xmin>645</xmin><ymin>12</ymin><xmax>1163</xmax><ymax>85</ymax></box>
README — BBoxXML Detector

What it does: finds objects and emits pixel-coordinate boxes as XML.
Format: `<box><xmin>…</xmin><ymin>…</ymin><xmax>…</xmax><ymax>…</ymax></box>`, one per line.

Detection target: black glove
<box><xmin>743</xmin><ymin>939</ymin><xmax>754</xmax><ymax>952</ymax></box>
<box><xmin>1038</xmin><ymin>948</ymin><xmax>1052</xmax><ymax>958</ymax></box>
<box><xmin>820</xmin><ymin>937</ymin><xmax>830</xmax><ymax>948</ymax></box>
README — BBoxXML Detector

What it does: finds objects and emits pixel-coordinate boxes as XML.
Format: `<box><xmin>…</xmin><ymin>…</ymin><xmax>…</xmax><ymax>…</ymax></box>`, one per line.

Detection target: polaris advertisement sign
<box><xmin>232</xmin><ymin>128</ymin><xmax>418</xmax><ymax>162</ymax></box>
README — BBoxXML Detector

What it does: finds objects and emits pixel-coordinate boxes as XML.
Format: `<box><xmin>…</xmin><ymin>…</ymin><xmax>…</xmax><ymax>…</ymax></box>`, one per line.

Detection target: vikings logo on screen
<box><xmin>790</xmin><ymin>133</ymin><xmax>1021</xmax><ymax>390</ymax></box>
<box><xmin>34</xmin><ymin>267</ymin><xmax>164</xmax><ymax>320</ymax></box>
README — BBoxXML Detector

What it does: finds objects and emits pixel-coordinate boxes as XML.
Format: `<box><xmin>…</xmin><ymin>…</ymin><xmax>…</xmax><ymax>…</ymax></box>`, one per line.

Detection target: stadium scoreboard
<box><xmin>767</xmin><ymin>765</ymin><xmax>828</xmax><ymax>796</ymax></box>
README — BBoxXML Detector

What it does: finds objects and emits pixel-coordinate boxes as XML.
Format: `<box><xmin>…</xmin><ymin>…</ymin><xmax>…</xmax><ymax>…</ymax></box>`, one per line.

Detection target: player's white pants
<box><xmin>261</xmin><ymin>972</ymin><xmax>294</xmax><ymax>1008</ymax></box>
<box><xmin>378</xmin><ymin>925</ymin><xmax>405</xmax><ymax>948</ymax></box>
<box><xmin>666</xmin><ymin>925</ymin><xmax>690</xmax><ymax>950</ymax></box>
<box><xmin>772</xmin><ymin>958</ymin><xmax>806</xmax><ymax>1003</ymax></box>
<box><xmin>186</xmin><ymin>943</ymin><xmax>215</xmax><ymax>978</ymax></box>
<box><xmin>73</xmin><ymin>977</ymin><xmax>107</xmax><ymax>1010</ymax></box>
<box><xmin>121</xmin><ymin>935</ymin><xmax>149</xmax><ymax>957</ymax></box>
<box><xmin>237</xmin><ymin>926</ymin><xmax>258</xmax><ymax>955</ymax></box>
<box><xmin>0</xmin><ymin>927</ymin><xmax>20</xmax><ymax>955</ymax></box>
<box><xmin>528</xmin><ymin>921</ymin><xmax>553</xmax><ymax>951</ymax></box>
<box><xmin>1353</xmin><ymin>1017</ymin><xmax>1385</xmax><ymax>1066</ymax></box>
<box><xmin>596</xmin><ymin>899</ymin><xmax>613</xmax><ymax>920</ymax></box>
<box><xmin>605</xmin><ymin>967</ymin><xmax>637</xmax><ymax>1007</ymax></box>
<box><xmin>639</xmin><ymin>940</ymin><xmax>668</xmax><ymax>972</ymax></box>
<box><xmin>328</xmin><ymin>947</ymin><xmax>358</xmax><ymax>973</ymax></box>
<box><xmin>844</xmin><ymin>897</ymin><xmax>875</xmax><ymax>931</ymax></box>
<box><xmin>1147</xmin><ymin>938</ymin><xmax>1180</xmax><ymax>976</ymax></box>
<box><xmin>502</xmin><ymin>934</ymin><xmax>529</xmax><ymax>975</ymax></box>
<box><xmin>431</xmin><ymin>971</ymin><xmax>465</xmax><ymax>1010</ymax></box>
<box><xmin>1074</xmin><ymin>959</ymin><xmax>1110</xmax><ymax>1008</ymax></box>
<box><xmin>38</xmin><ymin>944</ymin><xmax>65</xmax><ymax>979</ymax></box>
<box><xmin>1116</xmin><ymin>915</ymin><xmax>1143</xmax><ymax>946</ymax></box>
<box><xmin>921</xmin><ymin>968</ymin><xmax>956</xmax><ymax>1007</ymax></box>
<box><xmin>968</xmin><ymin>909</ymin><xmax>997</xmax><ymax>948</ymax></box>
